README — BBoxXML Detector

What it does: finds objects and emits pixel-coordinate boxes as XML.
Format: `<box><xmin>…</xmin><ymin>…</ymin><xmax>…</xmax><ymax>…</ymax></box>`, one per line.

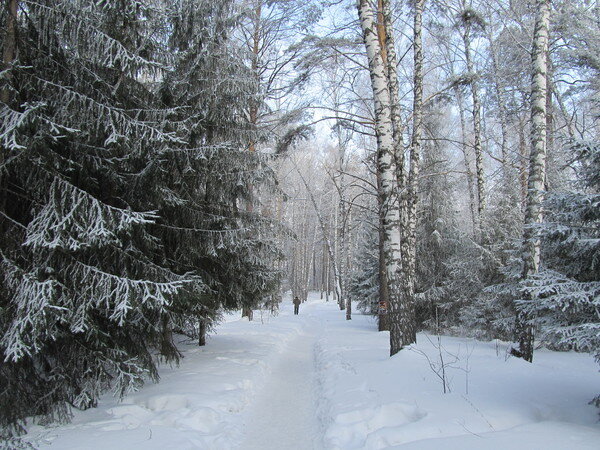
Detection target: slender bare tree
<box><xmin>458</xmin><ymin>2</ymin><xmax>485</xmax><ymax>236</ymax></box>
<box><xmin>399</xmin><ymin>0</ymin><xmax>425</xmax><ymax>348</ymax></box>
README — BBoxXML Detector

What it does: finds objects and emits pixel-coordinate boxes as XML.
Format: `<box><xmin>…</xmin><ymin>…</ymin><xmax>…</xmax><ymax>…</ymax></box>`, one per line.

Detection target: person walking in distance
<box><xmin>293</xmin><ymin>296</ymin><xmax>301</xmax><ymax>315</ymax></box>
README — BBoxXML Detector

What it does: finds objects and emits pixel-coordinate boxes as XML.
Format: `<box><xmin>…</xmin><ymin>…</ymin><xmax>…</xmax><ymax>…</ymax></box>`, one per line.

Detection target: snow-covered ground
<box><xmin>23</xmin><ymin>292</ymin><xmax>600</xmax><ymax>449</ymax></box>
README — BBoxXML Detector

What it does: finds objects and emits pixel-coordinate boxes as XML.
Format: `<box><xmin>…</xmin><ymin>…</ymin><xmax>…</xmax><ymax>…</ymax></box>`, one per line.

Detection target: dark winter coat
<box><xmin>293</xmin><ymin>297</ymin><xmax>301</xmax><ymax>306</ymax></box>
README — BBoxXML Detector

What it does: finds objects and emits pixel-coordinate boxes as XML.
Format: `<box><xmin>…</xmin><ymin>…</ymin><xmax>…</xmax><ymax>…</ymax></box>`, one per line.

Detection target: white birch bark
<box><xmin>516</xmin><ymin>0</ymin><xmax>551</xmax><ymax>363</ymax></box>
<box><xmin>333</xmin><ymin>193</ymin><xmax>344</xmax><ymax>309</ymax></box>
<box><xmin>357</xmin><ymin>0</ymin><xmax>403</xmax><ymax>355</ymax></box>
<box><xmin>398</xmin><ymin>0</ymin><xmax>425</xmax><ymax>348</ymax></box>
<box><xmin>486</xmin><ymin>24</ymin><xmax>510</xmax><ymax>171</ymax></box>
<box><xmin>304</xmin><ymin>199</ymin><xmax>320</xmax><ymax>301</ymax></box>
<box><xmin>379</xmin><ymin>0</ymin><xmax>404</xmax><ymax>332</ymax></box>
<box><xmin>344</xmin><ymin>205</ymin><xmax>352</xmax><ymax>320</ymax></box>
<box><xmin>519</xmin><ymin>116</ymin><xmax>529</xmax><ymax>211</ymax></box>
<box><xmin>381</xmin><ymin>0</ymin><xmax>405</xmax><ymax>185</ymax></box>
<box><xmin>320</xmin><ymin>244</ymin><xmax>326</xmax><ymax>299</ymax></box>
<box><xmin>460</xmin><ymin>6</ymin><xmax>486</xmax><ymax>230</ymax></box>
<box><xmin>335</xmin><ymin>122</ymin><xmax>349</xmax><ymax>313</ymax></box>
<box><xmin>377</xmin><ymin>170</ymin><xmax>390</xmax><ymax>331</ymax></box>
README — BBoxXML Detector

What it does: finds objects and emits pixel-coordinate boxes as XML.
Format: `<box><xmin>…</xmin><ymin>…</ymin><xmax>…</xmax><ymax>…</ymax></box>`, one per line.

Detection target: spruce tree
<box><xmin>0</xmin><ymin>0</ymin><xmax>283</xmax><ymax>436</ymax></box>
<box><xmin>1</xmin><ymin>0</ymin><xmax>191</xmax><ymax>435</ymax></box>
<box><xmin>160</xmin><ymin>0</ymin><xmax>285</xmax><ymax>327</ymax></box>
<box><xmin>516</xmin><ymin>141</ymin><xmax>599</xmax><ymax>406</ymax></box>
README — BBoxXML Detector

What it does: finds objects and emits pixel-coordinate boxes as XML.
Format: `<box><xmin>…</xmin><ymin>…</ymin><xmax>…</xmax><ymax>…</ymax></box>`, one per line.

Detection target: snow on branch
<box><xmin>25</xmin><ymin>177</ymin><xmax>158</xmax><ymax>251</ymax></box>
<box><xmin>71</xmin><ymin>260</ymin><xmax>190</xmax><ymax>326</ymax></box>
<box><xmin>28</xmin><ymin>75</ymin><xmax>184</xmax><ymax>147</ymax></box>
<box><xmin>0</xmin><ymin>103</ymin><xmax>44</xmax><ymax>151</ymax></box>
<box><xmin>517</xmin><ymin>269</ymin><xmax>600</xmax><ymax>354</ymax></box>
<box><xmin>0</xmin><ymin>251</ymin><xmax>196</xmax><ymax>363</ymax></box>
<box><xmin>24</xmin><ymin>0</ymin><xmax>171</xmax><ymax>75</ymax></box>
<box><xmin>0</xmin><ymin>255</ymin><xmax>63</xmax><ymax>362</ymax></box>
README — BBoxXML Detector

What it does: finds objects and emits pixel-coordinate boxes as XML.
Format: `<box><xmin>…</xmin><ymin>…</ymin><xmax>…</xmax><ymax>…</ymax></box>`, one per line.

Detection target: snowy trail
<box><xmin>23</xmin><ymin>297</ymin><xmax>324</xmax><ymax>450</ymax></box>
<box><xmin>21</xmin><ymin>294</ymin><xmax>600</xmax><ymax>450</ymax></box>
<box><xmin>237</xmin><ymin>322</ymin><xmax>321</xmax><ymax>450</ymax></box>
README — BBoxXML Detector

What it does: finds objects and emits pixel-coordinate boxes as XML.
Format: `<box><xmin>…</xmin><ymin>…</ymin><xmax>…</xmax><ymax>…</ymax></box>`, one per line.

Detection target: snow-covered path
<box><xmin>238</xmin><ymin>327</ymin><xmax>321</xmax><ymax>449</ymax></box>
<box><xmin>23</xmin><ymin>295</ymin><xmax>327</xmax><ymax>449</ymax></box>
<box><xmin>22</xmin><ymin>293</ymin><xmax>600</xmax><ymax>449</ymax></box>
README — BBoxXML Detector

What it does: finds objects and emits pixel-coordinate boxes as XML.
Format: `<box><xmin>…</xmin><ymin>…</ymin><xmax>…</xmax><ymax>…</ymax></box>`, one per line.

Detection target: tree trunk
<box><xmin>486</xmin><ymin>25</ymin><xmax>510</xmax><ymax>170</ymax></box>
<box><xmin>160</xmin><ymin>315</ymin><xmax>174</xmax><ymax>357</ymax></box>
<box><xmin>312</xmin><ymin>240</ymin><xmax>317</xmax><ymax>290</ymax></box>
<box><xmin>545</xmin><ymin>54</ymin><xmax>556</xmax><ymax>190</ymax></box>
<box><xmin>456</xmin><ymin>87</ymin><xmax>479</xmax><ymax>236</ymax></box>
<box><xmin>320</xmin><ymin>243</ymin><xmax>325</xmax><ymax>299</ymax></box>
<box><xmin>324</xmin><ymin>241</ymin><xmax>330</xmax><ymax>301</ymax></box>
<box><xmin>553</xmin><ymin>83</ymin><xmax>575</xmax><ymax>139</ymax></box>
<box><xmin>461</xmin><ymin>8</ymin><xmax>485</xmax><ymax>229</ymax></box>
<box><xmin>1</xmin><ymin>0</ymin><xmax>18</xmax><ymax>105</ymax></box>
<box><xmin>397</xmin><ymin>0</ymin><xmax>424</xmax><ymax>349</ymax></box>
<box><xmin>516</xmin><ymin>0</ymin><xmax>551</xmax><ymax>363</ymax></box>
<box><xmin>0</xmin><ymin>0</ymin><xmax>18</xmax><ymax>217</ymax></box>
<box><xmin>337</xmin><ymin>167</ymin><xmax>348</xmax><ymax>311</ymax></box>
<box><xmin>381</xmin><ymin>2</ymin><xmax>414</xmax><ymax>336</ymax></box>
<box><xmin>198</xmin><ymin>317</ymin><xmax>207</xmax><ymax>347</ymax></box>
<box><xmin>304</xmin><ymin>212</ymin><xmax>319</xmax><ymax>301</ymax></box>
<box><xmin>357</xmin><ymin>0</ymin><xmax>403</xmax><ymax>355</ymax></box>
<box><xmin>345</xmin><ymin>206</ymin><xmax>352</xmax><ymax>320</ymax></box>
<box><xmin>518</xmin><ymin>115</ymin><xmax>528</xmax><ymax>211</ymax></box>
<box><xmin>377</xmin><ymin>171</ymin><xmax>390</xmax><ymax>332</ymax></box>
<box><xmin>336</xmin><ymin>203</ymin><xmax>346</xmax><ymax>310</ymax></box>
<box><xmin>380</xmin><ymin>0</ymin><xmax>405</xmax><ymax>186</ymax></box>
<box><xmin>242</xmin><ymin>1</ymin><xmax>264</xmax><ymax>321</ymax></box>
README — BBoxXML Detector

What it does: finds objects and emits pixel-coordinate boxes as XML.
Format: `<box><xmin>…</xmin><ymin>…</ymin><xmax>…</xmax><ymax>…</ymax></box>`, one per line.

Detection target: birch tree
<box><xmin>457</xmin><ymin>2</ymin><xmax>486</xmax><ymax>232</ymax></box>
<box><xmin>377</xmin><ymin>0</ymin><xmax>401</xmax><ymax>331</ymax></box>
<box><xmin>399</xmin><ymin>0</ymin><xmax>425</xmax><ymax>347</ymax></box>
<box><xmin>357</xmin><ymin>0</ymin><xmax>407</xmax><ymax>355</ymax></box>
<box><xmin>514</xmin><ymin>0</ymin><xmax>551</xmax><ymax>362</ymax></box>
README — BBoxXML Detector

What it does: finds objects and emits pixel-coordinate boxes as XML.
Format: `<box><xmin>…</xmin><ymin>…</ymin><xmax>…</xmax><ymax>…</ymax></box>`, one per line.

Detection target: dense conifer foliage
<box><xmin>0</xmin><ymin>0</ymin><xmax>282</xmax><ymax>436</ymax></box>
<box><xmin>517</xmin><ymin>141</ymin><xmax>599</xmax><ymax>388</ymax></box>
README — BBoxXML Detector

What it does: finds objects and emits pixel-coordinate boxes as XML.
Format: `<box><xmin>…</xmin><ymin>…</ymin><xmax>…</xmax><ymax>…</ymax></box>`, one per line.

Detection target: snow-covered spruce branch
<box><xmin>518</xmin><ymin>270</ymin><xmax>599</xmax><ymax>309</ymax></box>
<box><xmin>25</xmin><ymin>177</ymin><xmax>158</xmax><ymax>251</ymax></box>
<box><xmin>154</xmin><ymin>223</ymin><xmax>249</xmax><ymax>234</ymax></box>
<box><xmin>71</xmin><ymin>260</ymin><xmax>193</xmax><ymax>323</ymax></box>
<box><xmin>161</xmin><ymin>197</ymin><xmax>290</xmax><ymax>235</ymax></box>
<box><xmin>516</xmin><ymin>269</ymin><xmax>600</xmax><ymax>354</ymax></box>
<box><xmin>0</xmin><ymin>103</ymin><xmax>45</xmax><ymax>151</ymax></box>
<box><xmin>0</xmin><ymin>254</ymin><xmax>66</xmax><ymax>363</ymax></box>
<box><xmin>0</xmin><ymin>252</ymin><xmax>198</xmax><ymax>363</ymax></box>
<box><xmin>27</xmin><ymin>74</ymin><xmax>184</xmax><ymax>147</ymax></box>
<box><xmin>160</xmin><ymin>143</ymin><xmax>240</xmax><ymax>155</ymax></box>
<box><xmin>24</xmin><ymin>0</ymin><xmax>171</xmax><ymax>75</ymax></box>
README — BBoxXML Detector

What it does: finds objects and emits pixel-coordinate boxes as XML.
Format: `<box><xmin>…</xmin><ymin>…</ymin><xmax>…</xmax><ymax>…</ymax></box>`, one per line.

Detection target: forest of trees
<box><xmin>0</xmin><ymin>0</ymin><xmax>598</xmax><ymax>441</ymax></box>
